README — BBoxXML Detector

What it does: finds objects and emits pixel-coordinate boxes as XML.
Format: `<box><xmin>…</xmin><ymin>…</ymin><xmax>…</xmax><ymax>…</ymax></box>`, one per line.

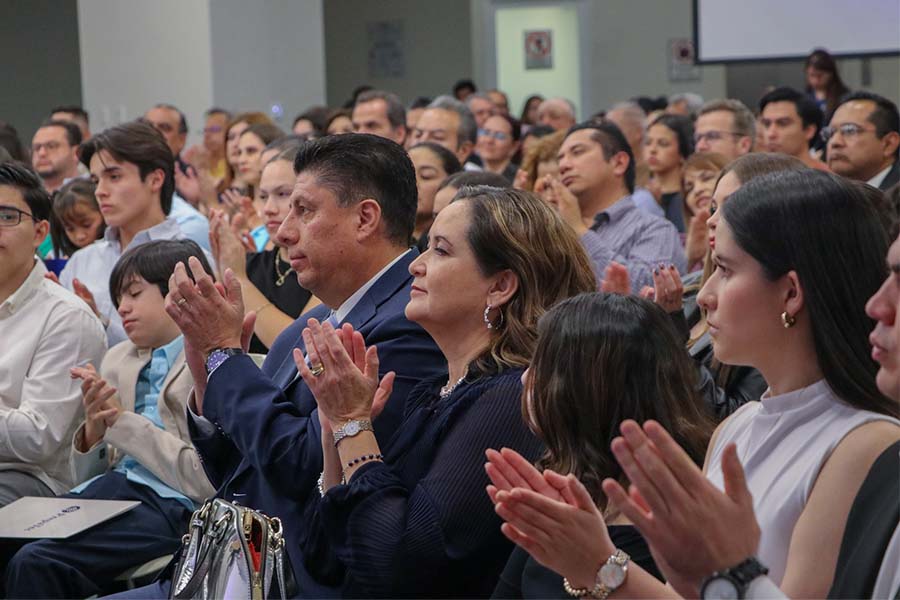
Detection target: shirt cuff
<box><xmin>188</xmin><ymin>397</ymin><xmax>218</xmax><ymax>436</ymax></box>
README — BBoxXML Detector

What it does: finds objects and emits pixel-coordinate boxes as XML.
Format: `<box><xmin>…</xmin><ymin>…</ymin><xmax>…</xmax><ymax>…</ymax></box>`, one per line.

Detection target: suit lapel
<box><xmin>343</xmin><ymin>249</ymin><xmax>417</xmax><ymax>332</ymax></box>
<box><xmin>117</xmin><ymin>347</ymin><xmax>149</xmax><ymax>412</ymax></box>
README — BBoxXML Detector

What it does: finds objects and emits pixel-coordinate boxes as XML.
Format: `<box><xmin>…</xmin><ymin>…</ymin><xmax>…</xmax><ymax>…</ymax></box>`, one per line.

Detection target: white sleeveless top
<box><xmin>706</xmin><ymin>379</ymin><xmax>900</xmax><ymax>584</ymax></box>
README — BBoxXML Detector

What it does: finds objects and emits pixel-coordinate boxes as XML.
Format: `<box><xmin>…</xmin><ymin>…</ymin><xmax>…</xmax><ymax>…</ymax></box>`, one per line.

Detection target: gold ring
<box><xmin>310</xmin><ymin>363</ymin><xmax>325</xmax><ymax>377</ymax></box>
<box><xmin>176</xmin><ymin>297</ymin><xmax>188</xmax><ymax>307</ymax></box>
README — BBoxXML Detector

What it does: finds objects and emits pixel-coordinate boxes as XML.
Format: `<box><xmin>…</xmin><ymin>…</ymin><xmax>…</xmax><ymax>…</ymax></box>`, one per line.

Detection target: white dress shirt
<box><xmin>0</xmin><ymin>259</ymin><xmax>107</xmax><ymax>493</ymax></box>
<box><xmin>867</xmin><ymin>164</ymin><xmax>893</xmax><ymax>189</ymax></box>
<box><xmin>60</xmin><ymin>218</ymin><xmax>188</xmax><ymax>347</ymax></box>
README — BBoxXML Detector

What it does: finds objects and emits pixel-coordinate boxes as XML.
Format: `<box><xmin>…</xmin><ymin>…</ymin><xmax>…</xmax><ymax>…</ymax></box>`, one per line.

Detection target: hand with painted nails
<box><xmin>650</xmin><ymin>264</ymin><xmax>684</xmax><ymax>313</ymax></box>
<box><xmin>602</xmin><ymin>419</ymin><xmax>759</xmax><ymax>597</ymax></box>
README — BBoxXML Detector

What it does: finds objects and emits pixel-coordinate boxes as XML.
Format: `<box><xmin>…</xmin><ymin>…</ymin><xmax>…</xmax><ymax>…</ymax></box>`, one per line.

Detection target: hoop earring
<box><xmin>484</xmin><ymin>304</ymin><xmax>505</xmax><ymax>330</ymax></box>
<box><xmin>781</xmin><ymin>311</ymin><xmax>796</xmax><ymax>328</ymax></box>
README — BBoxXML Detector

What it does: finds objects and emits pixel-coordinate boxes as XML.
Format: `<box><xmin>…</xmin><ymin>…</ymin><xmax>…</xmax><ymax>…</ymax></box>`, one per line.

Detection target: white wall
<box><xmin>208</xmin><ymin>0</ymin><xmax>326</xmax><ymax>128</ymax></box>
<box><xmin>77</xmin><ymin>0</ymin><xmax>326</xmax><ymax>141</ymax></box>
<box><xmin>323</xmin><ymin>0</ymin><xmax>473</xmax><ymax>105</ymax></box>
<box><xmin>495</xmin><ymin>4</ymin><xmax>582</xmax><ymax>120</ymax></box>
<box><xmin>77</xmin><ymin>0</ymin><xmax>215</xmax><ymax>146</ymax></box>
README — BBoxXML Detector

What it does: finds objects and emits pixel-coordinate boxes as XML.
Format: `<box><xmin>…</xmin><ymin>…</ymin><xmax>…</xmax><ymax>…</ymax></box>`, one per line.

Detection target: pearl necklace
<box><xmin>440</xmin><ymin>369</ymin><xmax>468</xmax><ymax>399</ymax></box>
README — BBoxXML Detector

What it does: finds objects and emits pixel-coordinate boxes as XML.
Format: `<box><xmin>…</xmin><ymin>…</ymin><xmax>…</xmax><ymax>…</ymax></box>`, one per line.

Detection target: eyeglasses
<box><xmin>694</xmin><ymin>130</ymin><xmax>742</xmax><ymax>145</ymax></box>
<box><xmin>478</xmin><ymin>128</ymin><xmax>510</xmax><ymax>141</ymax></box>
<box><xmin>31</xmin><ymin>141</ymin><xmax>63</xmax><ymax>154</ymax></box>
<box><xmin>203</xmin><ymin>125</ymin><xmax>224</xmax><ymax>134</ymax></box>
<box><xmin>0</xmin><ymin>205</ymin><xmax>36</xmax><ymax>227</ymax></box>
<box><xmin>820</xmin><ymin>123</ymin><xmax>877</xmax><ymax>142</ymax></box>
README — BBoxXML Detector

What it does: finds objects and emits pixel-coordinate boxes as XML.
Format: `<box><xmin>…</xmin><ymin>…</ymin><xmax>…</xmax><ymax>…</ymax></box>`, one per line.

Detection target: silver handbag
<box><xmin>170</xmin><ymin>498</ymin><xmax>288</xmax><ymax>600</ymax></box>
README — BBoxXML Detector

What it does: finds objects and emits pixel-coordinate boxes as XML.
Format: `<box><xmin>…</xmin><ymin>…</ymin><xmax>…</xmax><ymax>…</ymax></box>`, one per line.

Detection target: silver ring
<box><xmin>176</xmin><ymin>297</ymin><xmax>188</xmax><ymax>307</ymax></box>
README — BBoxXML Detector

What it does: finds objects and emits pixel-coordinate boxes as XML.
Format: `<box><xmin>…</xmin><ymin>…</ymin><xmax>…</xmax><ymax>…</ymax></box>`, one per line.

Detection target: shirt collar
<box><xmin>1</xmin><ymin>258</ymin><xmax>46</xmax><ymax>315</ymax></box>
<box><xmin>151</xmin><ymin>335</ymin><xmax>184</xmax><ymax>369</ymax></box>
<box><xmin>867</xmin><ymin>164</ymin><xmax>894</xmax><ymax>189</ymax></box>
<box><xmin>333</xmin><ymin>249</ymin><xmax>412</xmax><ymax>323</ymax></box>
<box><xmin>591</xmin><ymin>194</ymin><xmax>635</xmax><ymax>230</ymax></box>
<box><xmin>103</xmin><ymin>218</ymin><xmax>181</xmax><ymax>252</ymax></box>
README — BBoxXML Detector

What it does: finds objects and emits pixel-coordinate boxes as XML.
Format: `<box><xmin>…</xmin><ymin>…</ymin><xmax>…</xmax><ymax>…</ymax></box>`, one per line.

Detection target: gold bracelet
<box><xmin>254</xmin><ymin>301</ymin><xmax>273</xmax><ymax>314</ymax></box>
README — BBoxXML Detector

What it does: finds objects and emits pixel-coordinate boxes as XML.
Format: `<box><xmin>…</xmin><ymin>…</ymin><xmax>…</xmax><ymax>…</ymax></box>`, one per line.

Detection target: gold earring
<box><xmin>781</xmin><ymin>311</ymin><xmax>796</xmax><ymax>328</ymax></box>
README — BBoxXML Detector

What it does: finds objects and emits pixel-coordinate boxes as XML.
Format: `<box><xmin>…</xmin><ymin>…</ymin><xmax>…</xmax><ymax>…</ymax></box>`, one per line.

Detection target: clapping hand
<box><xmin>208</xmin><ymin>209</ymin><xmax>249</xmax><ymax>278</ymax></box>
<box><xmin>486</xmin><ymin>448</ymin><xmax>617</xmax><ymax>591</ymax></box>
<box><xmin>602</xmin><ymin>420</ymin><xmax>760</xmax><ymax>597</ymax></box>
<box><xmin>71</xmin><ymin>364</ymin><xmax>122</xmax><ymax>448</ymax></box>
<box><xmin>293</xmin><ymin>319</ymin><xmax>395</xmax><ymax>426</ymax></box>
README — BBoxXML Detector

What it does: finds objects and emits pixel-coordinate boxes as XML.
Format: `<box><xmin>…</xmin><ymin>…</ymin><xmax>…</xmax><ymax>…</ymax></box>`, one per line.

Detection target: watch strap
<box><xmin>332</xmin><ymin>419</ymin><xmax>374</xmax><ymax>446</ymax></box>
<box><xmin>701</xmin><ymin>557</ymin><xmax>769</xmax><ymax>599</ymax></box>
<box><xmin>205</xmin><ymin>347</ymin><xmax>245</xmax><ymax>376</ymax></box>
<box><xmin>563</xmin><ymin>549</ymin><xmax>629</xmax><ymax>599</ymax></box>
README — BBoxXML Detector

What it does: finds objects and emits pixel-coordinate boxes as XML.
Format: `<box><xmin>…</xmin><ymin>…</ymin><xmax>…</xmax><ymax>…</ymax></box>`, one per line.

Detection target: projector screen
<box><xmin>694</xmin><ymin>0</ymin><xmax>900</xmax><ymax>63</ymax></box>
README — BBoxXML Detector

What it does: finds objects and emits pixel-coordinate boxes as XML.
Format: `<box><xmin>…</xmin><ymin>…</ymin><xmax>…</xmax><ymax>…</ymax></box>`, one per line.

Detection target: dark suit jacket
<box><xmin>189</xmin><ymin>250</ymin><xmax>445</xmax><ymax>596</ymax></box>
<box><xmin>878</xmin><ymin>161</ymin><xmax>900</xmax><ymax>191</ymax></box>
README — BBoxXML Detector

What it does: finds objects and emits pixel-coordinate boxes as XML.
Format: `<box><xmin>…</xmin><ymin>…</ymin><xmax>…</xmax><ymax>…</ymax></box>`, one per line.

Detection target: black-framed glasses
<box><xmin>820</xmin><ymin>122</ymin><xmax>877</xmax><ymax>142</ymax></box>
<box><xmin>0</xmin><ymin>205</ymin><xmax>35</xmax><ymax>227</ymax></box>
<box><xmin>694</xmin><ymin>130</ymin><xmax>742</xmax><ymax>145</ymax></box>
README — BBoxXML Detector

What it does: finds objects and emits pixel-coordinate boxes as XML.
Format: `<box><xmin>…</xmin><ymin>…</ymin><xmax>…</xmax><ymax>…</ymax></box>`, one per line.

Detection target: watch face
<box><xmin>702</xmin><ymin>577</ymin><xmax>739</xmax><ymax>600</ymax></box>
<box><xmin>345</xmin><ymin>421</ymin><xmax>361</xmax><ymax>435</ymax></box>
<box><xmin>598</xmin><ymin>562</ymin><xmax>626</xmax><ymax>589</ymax></box>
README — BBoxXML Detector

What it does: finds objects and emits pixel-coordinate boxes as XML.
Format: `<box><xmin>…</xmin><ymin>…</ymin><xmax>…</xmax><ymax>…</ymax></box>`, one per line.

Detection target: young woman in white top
<box><xmin>487</xmin><ymin>169</ymin><xmax>900</xmax><ymax>599</ymax></box>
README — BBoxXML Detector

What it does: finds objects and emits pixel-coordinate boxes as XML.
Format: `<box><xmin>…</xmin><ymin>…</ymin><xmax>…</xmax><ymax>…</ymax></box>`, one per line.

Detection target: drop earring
<box><xmin>781</xmin><ymin>311</ymin><xmax>796</xmax><ymax>328</ymax></box>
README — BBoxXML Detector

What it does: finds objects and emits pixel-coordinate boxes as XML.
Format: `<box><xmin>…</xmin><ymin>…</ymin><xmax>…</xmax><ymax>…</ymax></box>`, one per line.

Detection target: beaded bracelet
<box><xmin>345</xmin><ymin>453</ymin><xmax>384</xmax><ymax>469</ymax></box>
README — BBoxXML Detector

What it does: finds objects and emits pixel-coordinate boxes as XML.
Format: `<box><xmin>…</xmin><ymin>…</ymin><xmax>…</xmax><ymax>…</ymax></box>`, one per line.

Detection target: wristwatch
<box><xmin>205</xmin><ymin>348</ymin><xmax>245</xmax><ymax>376</ymax></box>
<box><xmin>332</xmin><ymin>419</ymin><xmax>374</xmax><ymax>447</ymax></box>
<box><xmin>563</xmin><ymin>549</ymin><xmax>630</xmax><ymax>599</ymax></box>
<box><xmin>700</xmin><ymin>557</ymin><xmax>769</xmax><ymax>600</ymax></box>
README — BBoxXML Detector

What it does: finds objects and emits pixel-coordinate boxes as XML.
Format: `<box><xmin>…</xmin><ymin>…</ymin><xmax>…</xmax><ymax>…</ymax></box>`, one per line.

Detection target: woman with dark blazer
<box><xmin>296</xmin><ymin>187</ymin><xmax>597</xmax><ymax>597</ymax></box>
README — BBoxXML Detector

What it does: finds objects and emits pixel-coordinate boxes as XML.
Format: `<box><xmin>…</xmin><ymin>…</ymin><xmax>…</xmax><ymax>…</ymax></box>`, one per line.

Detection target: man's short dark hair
<box><xmin>566</xmin><ymin>120</ymin><xmax>637</xmax><ymax>194</ymax></box>
<box><xmin>293</xmin><ymin>134</ymin><xmax>417</xmax><ymax>245</ymax></box>
<box><xmin>408</xmin><ymin>96</ymin><xmax>432</xmax><ymax>111</ymax></box>
<box><xmin>759</xmin><ymin>86</ymin><xmax>823</xmax><ymax>145</ymax></box>
<box><xmin>0</xmin><ymin>161</ymin><xmax>51</xmax><ymax>221</ymax></box>
<box><xmin>453</xmin><ymin>79</ymin><xmax>477</xmax><ymax>96</ymax></box>
<box><xmin>109</xmin><ymin>239</ymin><xmax>213</xmax><ymax>309</ymax></box>
<box><xmin>80</xmin><ymin>120</ymin><xmax>175</xmax><ymax>215</ymax></box>
<box><xmin>355</xmin><ymin>90</ymin><xmax>406</xmax><ymax>129</ymax></box>
<box><xmin>205</xmin><ymin>107</ymin><xmax>232</xmax><ymax>120</ymax></box>
<box><xmin>153</xmin><ymin>103</ymin><xmax>188</xmax><ymax>134</ymax></box>
<box><xmin>838</xmin><ymin>91</ymin><xmax>900</xmax><ymax>158</ymax></box>
<box><xmin>49</xmin><ymin>105</ymin><xmax>89</xmax><ymax>125</ymax></box>
<box><xmin>39</xmin><ymin>119</ymin><xmax>83</xmax><ymax>147</ymax></box>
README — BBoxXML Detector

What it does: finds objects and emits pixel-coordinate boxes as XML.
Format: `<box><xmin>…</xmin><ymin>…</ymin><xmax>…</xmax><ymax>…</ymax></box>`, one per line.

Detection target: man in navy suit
<box><xmin>160</xmin><ymin>133</ymin><xmax>445</xmax><ymax>597</ymax></box>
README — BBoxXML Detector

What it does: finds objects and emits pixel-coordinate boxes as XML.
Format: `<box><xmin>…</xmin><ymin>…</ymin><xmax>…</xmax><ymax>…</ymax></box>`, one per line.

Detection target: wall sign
<box><xmin>524</xmin><ymin>29</ymin><xmax>553</xmax><ymax>69</ymax></box>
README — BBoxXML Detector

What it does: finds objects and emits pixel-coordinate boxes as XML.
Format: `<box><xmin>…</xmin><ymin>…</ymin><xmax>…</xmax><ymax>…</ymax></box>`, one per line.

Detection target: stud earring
<box><xmin>781</xmin><ymin>311</ymin><xmax>796</xmax><ymax>328</ymax></box>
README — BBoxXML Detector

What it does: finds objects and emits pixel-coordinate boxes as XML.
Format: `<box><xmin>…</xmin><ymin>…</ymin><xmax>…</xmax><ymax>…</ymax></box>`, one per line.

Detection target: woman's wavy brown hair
<box><xmin>527</xmin><ymin>292</ymin><xmax>715</xmax><ymax>507</ymax></box>
<box><xmin>518</xmin><ymin>129</ymin><xmax>566</xmax><ymax>191</ymax></box>
<box><xmin>452</xmin><ymin>186</ymin><xmax>597</xmax><ymax>375</ymax></box>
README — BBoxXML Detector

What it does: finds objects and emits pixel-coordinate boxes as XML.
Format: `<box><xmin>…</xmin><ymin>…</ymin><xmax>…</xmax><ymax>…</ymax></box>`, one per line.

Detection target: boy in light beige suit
<box><xmin>5</xmin><ymin>239</ymin><xmax>218</xmax><ymax>599</ymax></box>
